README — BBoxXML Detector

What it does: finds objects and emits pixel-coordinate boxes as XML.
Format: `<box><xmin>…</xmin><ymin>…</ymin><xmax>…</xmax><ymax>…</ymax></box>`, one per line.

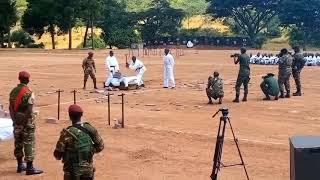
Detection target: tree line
<box><xmin>0</xmin><ymin>0</ymin><xmax>319</xmax><ymax>49</ymax></box>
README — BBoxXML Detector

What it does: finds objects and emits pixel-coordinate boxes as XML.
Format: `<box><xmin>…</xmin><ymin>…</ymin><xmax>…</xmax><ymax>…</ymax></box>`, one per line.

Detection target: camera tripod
<box><xmin>210</xmin><ymin>108</ymin><xmax>250</xmax><ymax>180</ymax></box>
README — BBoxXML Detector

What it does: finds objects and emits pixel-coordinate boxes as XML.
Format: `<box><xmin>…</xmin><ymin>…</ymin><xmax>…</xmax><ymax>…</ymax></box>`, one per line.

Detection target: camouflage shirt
<box><xmin>82</xmin><ymin>57</ymin><xmax>95</xmax><ymax>71</ymax></box>
<box><xmin>238</xmin><ymin>54</ymin><xmax>250</xmax><ymax>77</ymax></box>
<box><xmin>54</xmin><ymin>122</ymin><xmax>104</xmax><ymax>177</ymax></box>
<box><xmin>207</xmin><ymin>76</ymin><xmax>224</xmax><ymax>97</ymax></box>
<box><xmin>279</xmin><ymin>54</ymin><xmax>293</xmax><ymax>75</ymax></box>
<box><xmin>292</xmin><ymin>52</ymin><xmax>306</xmax><ymax>70</ymax></box>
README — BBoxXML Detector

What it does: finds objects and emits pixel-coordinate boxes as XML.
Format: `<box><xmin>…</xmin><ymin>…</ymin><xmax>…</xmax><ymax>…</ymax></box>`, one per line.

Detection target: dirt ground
<box><xmin>0</xmin><ymin>49</ymin><xmax>319</xmax><ymax>180</ymax></box>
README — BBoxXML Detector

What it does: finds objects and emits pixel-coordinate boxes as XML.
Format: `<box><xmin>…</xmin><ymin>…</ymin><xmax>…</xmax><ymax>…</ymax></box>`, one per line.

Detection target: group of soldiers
<box><xmin>206</xmin><ymin>46</ymin><xmax>306</xmax><ymax>104</ymax></box>
<box><xmin>250</xmin><ymin>52</ymin><xmax>320</xmax><ymax>66</ymax></box>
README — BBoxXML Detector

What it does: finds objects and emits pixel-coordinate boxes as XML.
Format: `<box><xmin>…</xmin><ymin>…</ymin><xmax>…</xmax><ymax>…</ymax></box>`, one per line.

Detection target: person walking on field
<box><xmin>233</xmin><ymin>47</ymin><xmax>251</xmax><ymax>103</ymax></box>
<box><xmin>54</xmin><ymin>104</ymin><xmax>104</xmax><ymax>180</ymax></box>
<box><xmin>163</xmin><ymin>48</ymin><xmax>175</xmax><ymax>89</ymax></box>
<box><xmin>9</xmin><ymin>71</ymin><xmax>43</xmax><ymax>175</ymax></box>
<box><xmin>82</xmin><ymin>52</ymin><xmax>97</xmax><ymax>89</ymax></box>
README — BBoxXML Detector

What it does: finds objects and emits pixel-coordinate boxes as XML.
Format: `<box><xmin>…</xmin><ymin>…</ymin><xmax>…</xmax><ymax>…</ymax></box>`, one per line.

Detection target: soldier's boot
<box><xmin>274</xmin><ymin>95</ymin><xmax>279</xmax><ymax>100</ymax></box>
<box><xmin>218</xmin><ymin>97</ymin><xmax>223</xmax><ymax>104</ymax></box>
<box><xmin>285</xmin><ymin>90</ymin><xmax>291</xmax><ymax>98</ymax></box>
<box><xmin>279</xmin><ymin>91</ymin><xmax>285</xmax><ymax>98</ymax></box>
<box><xmin>232</xmin><ymin>94</ymin><xmax>240</xmax><ymax>103</ymax></box>
<box><xmin>83</xmin><ymin>79</ymin><xmax>87</xmax><ymax>90</ymax></box>
<box><xmin>293</xmin><ymin>86</ymin><xmax>302</xmax><ymax>96</ymax></box>
<box><xmin>93</xmin><ymin>78</ymin><xmax>98</xmax><ymax>89</ymax></box>
<box><xmin>16</xmin><ymin>158</ymin><xmax>26</xmax><ymax>173</ymax></box>
<box><xmin>26</xmin><ymin>161</ymin><xmax>43</xmax><ymax>175</ymax></box>
<box><xmin>242</xmin><ymin>94</ymin><xmax>248</xmax><ymax>102</ymax></box>
<box><xmin>263</xmin><ymin>94</ymin><xmax>271</xmax><ymax>101</ymax></box>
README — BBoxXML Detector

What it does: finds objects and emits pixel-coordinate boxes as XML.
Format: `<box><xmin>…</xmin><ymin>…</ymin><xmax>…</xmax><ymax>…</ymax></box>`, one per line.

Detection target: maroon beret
<box><xmin>18</xmin><ymin>71</ymin><xmax>30</xmax><ymax>79</ymax></box>
<box><xmin>68</xmin><ymin>104</ymin><xmax>83</xmax><ymax>113</ymax></box>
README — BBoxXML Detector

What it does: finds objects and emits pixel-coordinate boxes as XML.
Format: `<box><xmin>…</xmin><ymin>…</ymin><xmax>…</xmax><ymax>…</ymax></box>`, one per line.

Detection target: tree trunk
<box><xmin>68</xmin><ymin>28</ymin><xmax>72</xmax><ymax>50</ymax></box>
<box><xmin>8</xmin><ymin>30</ymin><xmax>12</xmax><ymax>48</ymax></box>
<box><xmin>49</xmin><ymin>25</ymin><xmax>56</xmax><ymax>49</ymax></box>
<box><xmin>91</xmin><ymin>16</ymin><xmax>94</xmax><ymax>50</ymax></box>
<box><xmin>83</xmin><ymin>20</ymin><xmax>89</xmax><ymax>48</ymax></box>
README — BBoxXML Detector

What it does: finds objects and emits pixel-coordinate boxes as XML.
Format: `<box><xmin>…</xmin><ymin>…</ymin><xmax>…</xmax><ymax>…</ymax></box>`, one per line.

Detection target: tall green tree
<box><xmin>99</xmin><ymin>0</ymin><xmax>139</xmax><ymax>48</ymax></box>
<box><xmin>138</xmin><ymin>0</ymin><xmax>185</xmax><ymax>42</ymax></box>
<box><xmin>22</xmin><ymin>0</ymin><xmax>58</xmax><ymax>49</ymax></box>
<box><xmin>78</xmin><ymin>0</ymin><xmax>104</xmax><ymax>48</ymax></box>
<box><xmin>55</xmin><ymin>0</ymin><xmax>80</xmax><ymax>50</ymax></box>
<box><xmin>0</xmin><ymin>0</ymin><xmax>18</xmax><ymax>47</ymax></box>
<box><xmin>279</xmin><ymin>0</ymin><xmax>320</xmax><ymax>48</ymax></box>
<box><xmin>207</xmin><ymin>0</ymin><xmax>280</xmax><ymax>46</ymax></box>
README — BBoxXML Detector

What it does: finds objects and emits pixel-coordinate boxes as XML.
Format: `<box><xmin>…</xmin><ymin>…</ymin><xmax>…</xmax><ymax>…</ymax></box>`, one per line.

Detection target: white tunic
<box><xmin>105</xmin><ymin>56</ymin><xmax>119</xmax><ymax>72</ymax></box>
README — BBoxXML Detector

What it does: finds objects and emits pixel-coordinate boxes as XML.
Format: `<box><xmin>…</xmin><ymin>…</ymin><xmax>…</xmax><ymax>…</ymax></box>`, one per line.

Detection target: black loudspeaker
<box><xmin>290</xmin><ymin>136</ymin><xmax>320</xmax><ymax>180</ymax></box>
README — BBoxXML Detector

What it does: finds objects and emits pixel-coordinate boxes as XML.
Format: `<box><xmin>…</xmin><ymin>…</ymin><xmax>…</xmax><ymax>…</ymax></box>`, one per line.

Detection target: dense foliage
<box><xmin>2</xmin><ymin>0</ymin><xmax>320</xmax><ymax>49</ymax></box>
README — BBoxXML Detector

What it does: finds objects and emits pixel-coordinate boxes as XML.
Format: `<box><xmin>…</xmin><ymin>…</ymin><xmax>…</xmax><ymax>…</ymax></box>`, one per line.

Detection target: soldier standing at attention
<box><xmin>206</xmin><ymin>71</ymin><xmax>224</xmax><ymax>104</ymax></box>
<box><xmin>260</xmin><ymin>73</ymin><xmax>279</xmax><ymax>101</ymax></box>
<box><xmin>233</xmin><ymin>47</ymin><xmax>251</xmax><ymax>103</ymax></box>
<box><xmin>278</xmin><ymin>48</ymin><xmax>293</xmax><ymax>98</ymax></box>
<box><xmin>82</xmin><ymin>52</ymin><xmax>97</xmax><ymax>89</ymax></box>
<box><xmin>292</xmin><ymin>46</ymin><xmax>306</xmax><ymax>96</ymax></box>
<box><xmin>9</xmin><ymin>71</ymin><xmax>43</xmax><ymax>175</ymax></box>
<box><xmin>54</xmin><ymin>104</ymin><xmax>104</xmax><ymax>180</ymax></box>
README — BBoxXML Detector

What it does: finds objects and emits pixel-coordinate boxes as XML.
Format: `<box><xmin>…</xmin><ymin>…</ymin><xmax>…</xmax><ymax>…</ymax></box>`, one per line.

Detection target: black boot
<box><xmin>285</xmin><ymin>90</ymin><xmax>291</xmax><ymax>98</ymax></box>
<box><xmin>26</xmin><ymin>161</ymin><xmax>43</xmax><ymax>175</ymax></box>
<box><xmin>274</xmin><ymin>95</ymin><xmax>279</xmax><ymax>100</ymax></box>
<box><xmin>83</xmin><ymin>79</ymin><xmax>87</xmax><ymax>90</ymax></box>
<box><xmin>263</xmin><ymin>95</ymin><xmax>271</xmax><ymax>101</ymax></box>
<box><xmin>242</xmin><ymin>94</ymin><xmax>248</xmax><ymax>102</ymax></box>
<box><xmin>17</xmin><ymin>158</ymin><xmax>26</xmax><ymax>173</ymax></box>
<box><xmin>233</xmin><ymin>94</ymin><xmax>240</xmax><ymax>103</ymax></box>
<box><xmin>93</xmin><ymin>78</ymin><xmax>98</xmax><ymax>89</ymax></box>
<box><xmin>279</xmin><ymin>91</ymin><xmax>285</xmax><ymax>98</ymax></box>
<box><xmin>293</xmin><ymin>87</ymin><xmax>302</xmax><ymax>96</ymax></box>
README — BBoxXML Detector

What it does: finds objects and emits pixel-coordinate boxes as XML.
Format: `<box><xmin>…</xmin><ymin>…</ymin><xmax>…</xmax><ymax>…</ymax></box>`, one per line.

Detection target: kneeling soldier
<box><xmin>54</xmin><ymin>104</ymin><xmax>104</xmax><ymax>180</ymax></box>
<box><xmin>260</xmin><ymin>73</ymin><xmax>279</xmax><ymax>101</ymax></box>
<box><xmin>206</xmin><ymin>71</ymin><xmax>224</xmax><ymax>104</ymax></box>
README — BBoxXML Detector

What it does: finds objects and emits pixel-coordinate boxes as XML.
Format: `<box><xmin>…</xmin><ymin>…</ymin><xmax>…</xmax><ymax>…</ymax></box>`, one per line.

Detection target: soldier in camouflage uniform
<box><xmin>206</xmin><ymin>71</ymin><xmax>224</xmax><ymax>104</ymax></box>
<box><xmin>54</xmin><ymin>104</ymin><xmax>104</xmax><ymax>180</ymax></box>
<box><xmin>292</xmin><ymin>46</ymin><xmax>306</xmax><ymax>96</ymax></box>
<box><xmin>233</xmin><ymin>47</ymin><xmax>251</xmax><ymax>103</ymax></box>
<box><xmin>278</xmin><ymin>48</ymin><xmax>293</xmax><ymax>98</ymax></box>
<box><xmin>260</xmin><ymin>73</ymin><xmax>279</xmax><ymax>101</ymax></box>
<box><xmin>82</xmin><ymin>52</ymin><xmax>97</xmax><ymax>89</ymax></box>
<box><xmin>9</xmin><ymin>71</ymin><xmax>43</xmax><ymax>175</ymax></box>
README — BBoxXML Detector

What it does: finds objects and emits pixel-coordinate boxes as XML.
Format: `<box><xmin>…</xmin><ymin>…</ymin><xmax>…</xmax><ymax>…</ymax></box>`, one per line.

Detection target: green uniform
<box><xmin>54</xmin><ymin>122</ymin><xmax>104</xmax><ymax>180</ymax></box>
<box><xmin>292</xmin><ymin>52</ymin><xmax>306</xmax><ymax>93</ymax></box>
<box><xmin>235</xmin><ymin>54</ymin><xmax>250</xmax><ymax>96</ymax></box>
<box><xmin>206</xmin><ymin>75</ymin><xmax>224</xmax><ymax>99</ymax></box>
<box><xmin>9</xmin><ymin>83</ymin><xmax>36</xmax><ymax>162</ymax></box>
<box><xmin>260</xmin><ymin>76</ymin><xmax>279</xmax><ymax>97</ymax></box>
<box><xmin>278</xmin><ymin>54</ymin><xmax>293</xmax><ymax>94</ymax></box>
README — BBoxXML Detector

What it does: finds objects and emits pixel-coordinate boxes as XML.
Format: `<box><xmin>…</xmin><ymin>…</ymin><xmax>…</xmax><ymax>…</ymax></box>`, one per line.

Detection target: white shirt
<box><xmin>163</xmin><ymin>54</ymin><xmax>175</xmax><ymax>67</ymax></box>
<box><xmin>187</xmin><ymin>41</ymin><xmax>194</xmax><ymax>48</ymax></box>
<box><xmin>105</xmin><ymin>56</ymin><xmax>119</xmax><ymax>72</ymax></box>
<box><xmin>129</xmin><ymin>59</ymin><xmax>146</xmax><ymax>72</ymax></box>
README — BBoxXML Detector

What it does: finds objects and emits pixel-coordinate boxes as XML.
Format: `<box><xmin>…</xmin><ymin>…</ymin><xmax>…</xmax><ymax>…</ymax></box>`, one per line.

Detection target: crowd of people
<box><xmin>249</xmin><ymin>52</ymin><xmax>320</xmax><ymax>66</ymax></box>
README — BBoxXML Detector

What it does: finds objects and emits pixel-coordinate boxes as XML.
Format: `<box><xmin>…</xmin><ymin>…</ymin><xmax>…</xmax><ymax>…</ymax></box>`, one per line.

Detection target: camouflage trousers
<box><xmin>206</xmin><ymin>88</ymin><xmax>223</xmax><ymax>100</ymax></box>
<box><xmin>84</xmin><ymin>69</ymin><xmax>96</xmax><ymax>80</ymax></box>
<box><xmin>13</xmin><ymin>112</ymin><xmax>35</xmax><ymax>162</ymax></box>
<box><xmin>64</xmin><ymin>171</ymin><xmax>94</xmax><ymax>180</ymax></box>
<box><xmin>292</xmin><ymin>69</ymin><xmax>301</xmax><ymax>92</ymax></box>
<box><xmin>235</xmin><ymin>76</ymin><xmax>250</xmax><ymax>96</ymax></box>
<box><xmin>278</xmin><ymin>72</ymin><xmax>291</xmax><ymax>93</ymax></box>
